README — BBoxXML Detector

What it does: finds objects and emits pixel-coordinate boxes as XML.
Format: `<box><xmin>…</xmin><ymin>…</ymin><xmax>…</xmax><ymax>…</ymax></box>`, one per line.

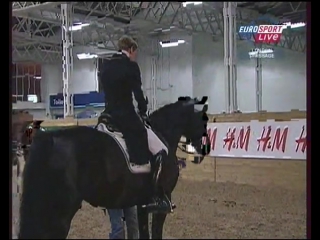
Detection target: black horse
<box><xmin>18</xmin><ymin>97</ymin><xmax>210</xmax><ymax>239</ymax></box>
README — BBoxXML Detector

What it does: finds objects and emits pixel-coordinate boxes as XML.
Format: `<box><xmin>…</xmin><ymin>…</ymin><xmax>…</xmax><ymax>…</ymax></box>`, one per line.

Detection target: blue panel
<box><xmin>88</xmin><ymin>91</ymin><xmax>105</xmax><ymax>104</ymax></box>
<box><xmin>49</xmin><ymin>94</ymin><xmax>65</xmax><ymax>108</ymax></box>
<box><xmin>74</xmin><ymin>93</ymin><xmax>89</xmax><ymax>106</ymax></box>
<box><xmin>50</xmin><ymin>91</ymin><xmax>105</xmax><ymax>109</ymax></box>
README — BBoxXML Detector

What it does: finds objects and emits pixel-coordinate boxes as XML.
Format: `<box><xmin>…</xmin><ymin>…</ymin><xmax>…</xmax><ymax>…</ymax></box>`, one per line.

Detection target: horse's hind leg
<box><xmin>19</xmin><ymin>210</ymin><xmax>73</xmax><ymax>239</ymax></box>
<box><xmin>46</xmin><ymin>199</ymin><xmax>82</xmax><ymax>238</ymax></box>
<box><xmin>18</xmin><ymin>172</ymin><xmax>81</xmax><ymax>239</ymax></box>
<box><xmin>47</xmin><ymin>217</ymin><xmax>72</xmax><ymax>239</ymax></box>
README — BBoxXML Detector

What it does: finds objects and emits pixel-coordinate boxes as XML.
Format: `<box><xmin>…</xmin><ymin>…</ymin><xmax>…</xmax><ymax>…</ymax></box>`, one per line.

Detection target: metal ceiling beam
<box><xmin>13</xmin><ymin>15</ymin><xmax>61</xmax><ymax>25</ymax></box>
<box><xmin>12</xmin><ymin>2</ymin><xmax>65</xmax><ymax>16</ymax></box>
<box><xmin>72</xmin><ymin>2</ymin><xmax>141</xmax><ymax>19</ymax></box>
<box><xmin>132</xmin><ymin>2</ymin><xmax>222</xmax><ymax>35</ymax></box>
<box><xmin>132</xmin><ymin>3</ymin><xmax>262</xmax><ymax>36</ymax></box>
<box><xmin>12</xmin><ymin>2</ymin><xmax>306</xmax><ymax>55</ymax></box>
<box><xmin>270</xmin><ymin>32</ymin><xmax>306</xmax><ymax>52</ymax></box>
<box><xmin>79</xmin><ymin>30</ymin><xmax>119</xmax><ymax>50</ymax></box>
<box><xmin>12</xmin><ymin>17</ymin><xmax>59</xmax><ymax>37</ymax></box>
<box><xmin>13</xmin><ymin>28</ymin><xmax>121</xmax><ymax>49</ymax></box>
<box><xmin>13</xmin><ymin>2</ymin><xmax>45</xmax><ymax>9</ymax></box>
<box><xmin>13</xmin><ymin>31</ymin><xmax>61</xmax><ymax>45</ymax></box>
<box><xmin>12</xmin><ymin>43</ymin><xmax>61</xmax><ymax>63</ymax></box>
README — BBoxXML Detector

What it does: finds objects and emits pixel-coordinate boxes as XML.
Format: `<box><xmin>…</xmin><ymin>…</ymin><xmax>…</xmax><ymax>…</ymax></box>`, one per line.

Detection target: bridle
<box><xmin>177</xmin><ymin>140</ymin><xmax>195</xmax><ymax>154</ymax></box>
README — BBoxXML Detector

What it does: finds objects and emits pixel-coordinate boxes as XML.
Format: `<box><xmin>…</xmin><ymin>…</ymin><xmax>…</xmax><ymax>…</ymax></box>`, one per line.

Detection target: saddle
<box><xmin>97</xmin><ymin>113</ymin><xmax>121</xmax><ymax>133</ymax></box>
<box><xmin>95</xmin><ymin>113</ymin><xmax>150</xmax><ymax>174</ymax></box>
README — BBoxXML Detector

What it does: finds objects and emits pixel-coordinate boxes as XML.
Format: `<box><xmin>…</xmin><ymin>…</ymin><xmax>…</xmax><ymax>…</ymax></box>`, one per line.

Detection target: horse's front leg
<box><xmin>137</xmin><ymin>205</ymin><xmax>150</xmax><ymax>239</ymax></box>
<box><xmin>151</xmin><ymin>212</ymin><xmax>167</xmax><ymax>239</ymax></box>
<box><xmin>151</xmin><ymin>192</ymin><xmax>173</xmax><ymax>239</ymax></box>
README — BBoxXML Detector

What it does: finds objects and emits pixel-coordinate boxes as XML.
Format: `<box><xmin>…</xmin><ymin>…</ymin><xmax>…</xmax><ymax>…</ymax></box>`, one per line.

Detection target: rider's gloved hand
<box><xmin>139</xmin><ymin>112</ymin><xmax>148</xmax><ymax>121</ymax></box>
<box><xmin>139</xmin><ymin>112</ymin><xmax>151</xmax><ymax>126</ymax></box>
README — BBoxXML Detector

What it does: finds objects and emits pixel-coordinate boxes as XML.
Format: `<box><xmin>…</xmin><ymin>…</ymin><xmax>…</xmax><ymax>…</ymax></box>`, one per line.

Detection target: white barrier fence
<box><xmin>202</xmin><ymin>119</ymin><xmax>306</xmax><ymax>160</ymax></box>
<box><xmin>12</xmin><ymin>153</ymin><xmax>25</xmax><ymax>239</ymax></box>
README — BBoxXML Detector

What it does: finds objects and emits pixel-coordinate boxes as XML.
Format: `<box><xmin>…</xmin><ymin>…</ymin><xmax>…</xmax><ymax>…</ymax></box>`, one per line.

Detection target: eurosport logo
<box><xmin>238</xmin><ymin>15</ymin><xmax>284</xmax><ymax>44</ymax></box>
<box><xmin>239</xmin><ymin>25</ymin><xmax>284</xmax><ymax>44</ymax></box>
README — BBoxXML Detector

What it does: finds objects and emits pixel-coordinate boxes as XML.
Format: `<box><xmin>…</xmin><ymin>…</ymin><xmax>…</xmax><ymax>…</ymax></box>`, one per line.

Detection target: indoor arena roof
<box><xmin>12</xmin><ymin>2</ymin><xmax>306</xmax><ymax>63</ymax></box>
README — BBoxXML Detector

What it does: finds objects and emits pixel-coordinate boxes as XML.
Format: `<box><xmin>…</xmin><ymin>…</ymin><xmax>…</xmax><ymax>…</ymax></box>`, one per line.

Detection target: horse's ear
<box><xmin>195</xmin><ymin>96</ymin><xmax>208</xmax><ymax>104</ymax></box>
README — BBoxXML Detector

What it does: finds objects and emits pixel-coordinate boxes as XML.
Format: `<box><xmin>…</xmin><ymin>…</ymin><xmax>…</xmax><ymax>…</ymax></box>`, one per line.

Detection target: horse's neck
<box><xmin>151</xmin><ymin>104</ymin><xmax>184</xmax><ymax>154</ymax></box>
<box><xmin>154</xmin><ymin>127</ymin><xmax>182</xmax><ymax>155</ymax></box>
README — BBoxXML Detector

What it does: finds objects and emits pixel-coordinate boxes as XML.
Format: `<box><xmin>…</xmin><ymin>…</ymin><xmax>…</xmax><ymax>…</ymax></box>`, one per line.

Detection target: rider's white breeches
<box><xmin>145</xmin><ymin>127</ymin><xmax>169</xmax><ymax>155</ymax></box>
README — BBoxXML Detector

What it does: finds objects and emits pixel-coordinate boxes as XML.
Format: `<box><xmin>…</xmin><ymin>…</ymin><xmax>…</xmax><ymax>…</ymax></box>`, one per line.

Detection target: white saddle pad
<box><xmin>96</xmin><ymin>123</ymin><xmax>151</xmax><ymax>174</ymax></box>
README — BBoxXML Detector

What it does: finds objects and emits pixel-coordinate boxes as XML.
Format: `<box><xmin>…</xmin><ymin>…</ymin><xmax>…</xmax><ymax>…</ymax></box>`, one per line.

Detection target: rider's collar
<box><xmin>121</xmin><ymin>50</ymin><xmax>130</xmax><ymax>58</ymax></box>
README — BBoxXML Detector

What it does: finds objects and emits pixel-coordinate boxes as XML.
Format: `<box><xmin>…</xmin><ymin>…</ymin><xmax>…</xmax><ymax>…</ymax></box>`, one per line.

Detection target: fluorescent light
<box><xmin>95</xmin><ymin>50</ymin><xmax>118</xmax><ymax>55</ymax></box>
<box><xmin>291</xmin><ymin>22</ymin><xmax>306</xmax><ymax>28</ymax></box>
<box><xmin>153</xmin><ymin>26</ymin><xmax>175</xmax><ymax>33</ymax></box>
<box><xmin>34</xmin><ymin>76</ymin><xmax>41</xmax><ymax>80</ymax></box>
<box><xmin>161</xmin><ymin>42</ymin><xmax>179</xmax><ymax>48</ymax></box>
<box><xmin>282</xmin><ymin>22</ymin><xmax>306</xmax><ymax>29</ymax></box>
<box><xmin>160</xmin><ymin>40</ymin><xmax>186</xmax><ymax>48</ymax></box>
<box><xmin>182</xmin><ymin>2</ymin><xmax>203</xmax><ymax>7</ymax></box>
<box><xmin>68</xmin><ymin>23</ymin><xmax>90</xmax><ymax>32</ymax></box>
<box><xmin>27</xmin><ymin>94</ymin><xmax>38</xmax><ymax>103</ymax></box>
<box><xmin>77</xmin><ymin>53</ymin><xmax>98</xmax><ymax>60</ymax></box>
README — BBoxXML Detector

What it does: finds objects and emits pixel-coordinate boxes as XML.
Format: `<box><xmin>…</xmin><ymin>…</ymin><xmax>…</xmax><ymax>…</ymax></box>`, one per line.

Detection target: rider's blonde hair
<box><xmin>117</xmin><ymin>35</ymin><xmax>138</xmax><ymax>52</ymax></box>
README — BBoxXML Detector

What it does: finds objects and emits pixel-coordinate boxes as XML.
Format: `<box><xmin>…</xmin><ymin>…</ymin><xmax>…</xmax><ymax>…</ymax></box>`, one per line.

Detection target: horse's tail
<box><xmin>18</xmin><ymin>132</ymin><xmax>63</xmax><ymax>238</ymax></box>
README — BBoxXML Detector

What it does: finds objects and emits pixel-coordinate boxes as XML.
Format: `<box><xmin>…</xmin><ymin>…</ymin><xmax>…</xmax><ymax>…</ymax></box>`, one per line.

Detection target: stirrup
<box><xmin>142</xmin><ymin>196</ymin><xmax>175</xmax><ymax>214</ymax></box>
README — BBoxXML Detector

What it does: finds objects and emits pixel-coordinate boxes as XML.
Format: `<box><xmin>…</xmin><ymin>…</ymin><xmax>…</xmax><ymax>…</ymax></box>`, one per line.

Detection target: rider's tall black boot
<box><xmin>143</xmin><ymin>150</ymin><xmax>174</xmax><ymax>214</ymax></box>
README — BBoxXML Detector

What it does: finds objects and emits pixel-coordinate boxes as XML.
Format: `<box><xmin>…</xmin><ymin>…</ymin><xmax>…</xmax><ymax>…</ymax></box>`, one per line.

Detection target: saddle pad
<box><xmin>95</xmin><ymin>123</ymin><xmax>150</xmax><ymax>174</ymax></box>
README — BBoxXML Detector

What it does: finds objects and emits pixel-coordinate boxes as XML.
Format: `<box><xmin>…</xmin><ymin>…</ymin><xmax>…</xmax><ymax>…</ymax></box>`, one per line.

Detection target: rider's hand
<box><xmin>140</xmin><ymin>112</ymin><xmax>149</xmax><ymax>121</ymax></box>
<box><xmin>139</xmin><ymin>112</ymin><xmax>151</xmax><ymax>126</ymax></box>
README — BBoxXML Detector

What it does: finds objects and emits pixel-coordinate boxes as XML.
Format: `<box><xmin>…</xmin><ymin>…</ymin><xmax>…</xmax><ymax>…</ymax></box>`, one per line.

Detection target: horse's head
<box><xmin>150</xmin><ymin>96</ymin><xmax>210</xmax><ymax>162</ymax></box>
<box><xmin>178</xmin><ymin>97</ymin><xmax>210</xmax><ymax>159</ymax></box>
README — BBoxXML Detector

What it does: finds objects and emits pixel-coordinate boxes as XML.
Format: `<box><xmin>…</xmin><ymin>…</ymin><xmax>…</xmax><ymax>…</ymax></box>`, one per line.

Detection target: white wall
<box><xmin>41</xmin><ymin>58</ymin><xmax>98</xmax><ymax>97</ymax></box>
<box><xmin>140</xmin><ymin>33</ymin><xmax>306</xmax><ymax>113</ymax></box>
<box><xmin>138</xmin><ymin>34</ymin><xmax>193</xmax><ymax>108</ymax></box>
<box><xmin>23</xmin><ymin>32</ymin><xmax>305</xmax><ymax>119</ymax></box>
<box><xmin>39</xmin><ymin>58</ymin><xmax>98</xmax><ymax>115</ymax></box>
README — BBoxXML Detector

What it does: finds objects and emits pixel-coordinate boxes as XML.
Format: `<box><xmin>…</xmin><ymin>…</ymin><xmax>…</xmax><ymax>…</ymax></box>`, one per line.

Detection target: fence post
<box><xmin>213</xmin><ymin>157</ymin><xmax>217</xmax><ymax>182</ymax></box>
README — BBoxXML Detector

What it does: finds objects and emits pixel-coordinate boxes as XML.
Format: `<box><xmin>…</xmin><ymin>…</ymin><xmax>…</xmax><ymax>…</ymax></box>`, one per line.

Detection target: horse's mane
<box><xmin>149</xmin><ymin>101</ymin><xmax>183</xmax><ymax>121</ymax></box>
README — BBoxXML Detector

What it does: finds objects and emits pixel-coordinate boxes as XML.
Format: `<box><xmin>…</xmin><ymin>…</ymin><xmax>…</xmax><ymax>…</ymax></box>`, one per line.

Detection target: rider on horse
<box><xmin>99</xmin><ymin>35</ymin><xmax>173</xmax><ymax>214</ymax></box>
